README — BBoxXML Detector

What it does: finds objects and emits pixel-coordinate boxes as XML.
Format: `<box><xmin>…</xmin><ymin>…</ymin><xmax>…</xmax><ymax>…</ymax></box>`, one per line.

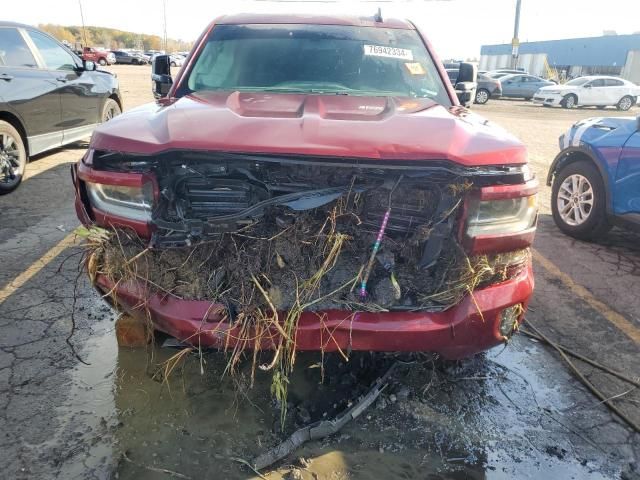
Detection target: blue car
<box><xmin>499</xmin><ymin>74</ymin><xmax>555</xmax><ymax>100</ymax></box>
<box><xmin>547</xmin><ymin>116</ymin><xmax>640</xmax><ymax>239</ymax></box>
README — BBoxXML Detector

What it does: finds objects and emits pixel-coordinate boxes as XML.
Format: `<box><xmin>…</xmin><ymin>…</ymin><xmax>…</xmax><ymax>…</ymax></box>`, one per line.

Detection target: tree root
<box><xmin>520</xmin><ymin>326</ymin><xmax>640</xmax><ymax>388</ymax></box>
<box><xmin>252</xmin><ymin>361</ymin><xmax>399</xmax><ymax>471</ymax></box>
<box><xmin>525</xmin><ymin>320</ymin><xmax>640</xmax><ymax>433</ymax></box>
<box><xmin>122</xmin><ymin>451</ymin><xmax>191</xmax><ymax>479</ymax></box>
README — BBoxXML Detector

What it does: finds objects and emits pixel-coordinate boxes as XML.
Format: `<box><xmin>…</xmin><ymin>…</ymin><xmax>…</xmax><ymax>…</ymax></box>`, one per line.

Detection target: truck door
<box><xmin>83</xmin><ymin>47</ymin><xmax>96</xmax><ymax>62</ymax></box>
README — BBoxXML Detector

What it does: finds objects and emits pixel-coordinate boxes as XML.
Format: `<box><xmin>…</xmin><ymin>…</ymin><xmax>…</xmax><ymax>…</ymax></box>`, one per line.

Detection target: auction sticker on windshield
<box><xmin>364</xmin><ymin>44</ymin><xmax>414</xmax><ymax>61</ymax></box>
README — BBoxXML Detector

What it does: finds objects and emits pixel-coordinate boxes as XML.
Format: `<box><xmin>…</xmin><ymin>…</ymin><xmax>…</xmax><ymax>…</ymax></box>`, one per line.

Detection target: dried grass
<box><xmin>79</xmin><ymin>183</ymin><xmax>530</xmax><ymax>422</ymax></box>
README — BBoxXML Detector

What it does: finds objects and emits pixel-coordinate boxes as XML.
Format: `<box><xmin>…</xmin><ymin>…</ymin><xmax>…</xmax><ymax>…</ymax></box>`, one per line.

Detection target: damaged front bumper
<box><xmin>96</xmin><ymin>262</ymin><xmax>533</xmax><ymax>360</ymax></box>
<box><xmin>74</xmin><ymin>150</ymin><xmax>537</xmax><ymax>359</ymax></box>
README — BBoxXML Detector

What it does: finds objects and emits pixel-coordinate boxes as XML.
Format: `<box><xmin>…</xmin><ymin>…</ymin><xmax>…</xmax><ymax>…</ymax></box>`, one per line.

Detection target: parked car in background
<box><xmin>145</xmin><ymin>50</ymin><xmax>164</xmax><ymax>59</ymax></box>
<box><xmin>475</xmin><ymin>73</ymin><xmax>502</xmax><ymax>104</ymax></box>
<box><xmin>548</xmin><ymin>116</ymin><xmax>640</xmax><ymax>239</ymax></box>
<box><xmin>499</xmin><ymin>74</ymin><xmax>554</xmax><ymax>100</ymax></box>
<box><xmin>487</xmin><ymin>69</ymin><xmax>528</xmax><ymax>79</ymax></box>
<box><xmin>75</xmin><ymin>14</ymin><xmax>537</xmax><ymax>359</ymax></box>
<box><xmin>112</xmin><ymin>50</ymin><xmax>148</xmax><ymax>65</ymax></box>
<box><xmin>533</xmin><ymin>76</ymin><xmax>640</xmax><ymax>110</ymax></box>
<box><xmin>0</xmin><ymin>22</ymin><xmax>122</xmax><ymax>193</ymax></box>
<box><xmin>81</xmin><ymin>47</ymin><xmax>115</xmax><ymax>66</ymax></box>
<box><xmin>149</xmin><ymin>53</ymin><xmax>185</xmax><ymax>67</ymax></box>
<box><xmin>168</xmin><ymin>54</ymin><xmax>184</xmax><ymax>67</ymax></box>
<box><xmin>446</xmin><ymin>69</ymin><xmax>500</xmax><ymax>104</ymax></box>
<box><xmin>130</xmin><ymin>50</ymin><xmax>151</xmax><ymax>62</ymax></box>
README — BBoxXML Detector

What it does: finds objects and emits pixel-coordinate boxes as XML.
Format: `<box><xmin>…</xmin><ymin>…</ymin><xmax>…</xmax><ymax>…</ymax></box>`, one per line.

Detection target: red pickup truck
<box><xmin>73</xmin><ymin>14</ymin><xmax>537</xmax><ymax>360</ymax></box>
<box><xmin>81</xmin><ymin>47</ymin><xmax>115</xmax><ymax>66</ymax></box>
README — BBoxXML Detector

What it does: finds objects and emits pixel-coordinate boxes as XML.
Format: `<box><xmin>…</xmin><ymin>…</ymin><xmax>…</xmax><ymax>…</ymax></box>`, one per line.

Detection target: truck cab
<box><xmin>82</xmin><ymin>47</ymin><xmax>115</xmax><ymax>66</ymax></box>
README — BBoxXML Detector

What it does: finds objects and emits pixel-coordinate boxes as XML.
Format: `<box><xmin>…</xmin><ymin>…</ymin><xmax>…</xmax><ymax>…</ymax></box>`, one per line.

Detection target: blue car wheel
<box><xmin>551</xmin><ymin>161</ymin><xmax>612</xmax><ymax>239</ymax></box>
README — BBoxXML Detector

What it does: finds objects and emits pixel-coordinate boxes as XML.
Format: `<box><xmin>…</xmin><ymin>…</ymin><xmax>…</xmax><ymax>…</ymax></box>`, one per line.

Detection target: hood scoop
<box><xmin>215</xmin><ymin>91</ymin><xmax>431</xmax><ymax>120</ymax></box>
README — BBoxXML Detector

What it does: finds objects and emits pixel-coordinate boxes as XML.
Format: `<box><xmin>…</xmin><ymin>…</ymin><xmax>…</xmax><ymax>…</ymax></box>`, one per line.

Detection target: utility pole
<box><xmin>78</xmin><ymin>0</ymin><xmax>88</xmax><ymax>47</ymax></box>
<box><xmin>512</xmin><ymin>0</ymin><xmax>522</xmax><ymax>69</ymax></box>
<box><xmin>162</xmin><ymin>0</ymin><xmax>168</xmax><ymax>52</ymax></box>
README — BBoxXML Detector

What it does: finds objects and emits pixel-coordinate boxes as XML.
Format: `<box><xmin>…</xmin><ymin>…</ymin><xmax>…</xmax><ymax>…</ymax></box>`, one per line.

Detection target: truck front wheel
<box><xmin>98</xmin><ymin>58</ymin><xmax>107</xmax><ymax>66</ymax></box>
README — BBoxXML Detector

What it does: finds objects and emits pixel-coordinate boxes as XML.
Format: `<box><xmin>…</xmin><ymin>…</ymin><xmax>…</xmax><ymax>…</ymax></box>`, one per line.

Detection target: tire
<box><xmin>524</xmin><ymin>97</ymin><xmax>532</xmax><ymax>101</ymax></box>
<box><xmin>561</xmin><ymin>94</ymin><xmax>577</xmax><ymax>109</ymax></box>
<box><xmin>101</xmin><ymin>98</ymin><xmax>122</xmax><ymax>123</ymax></box>
<box><xmin>0</xmin><ymin>121</ymin><xmax>27</xmax><ymax>195</ymax></box>
<box><xmin>474</xmin><ymin>88</ymin><xmax>490</xmax><ymax>104</ymax></box>
<box><xmin>597</xmin><ymin>106</ymin><xmax>607</xmax><ymax>110</ymax></box>
<box><xmin>98</xmin><ymin>58</ymin><xmax>107</xmax><ymax>66</ymax></box>
<box><xmin>616</xmin><ymin>95</ymin><xmax>633</xmax><ymax>111</ymax></box>
<box><xmin>551</xmin><ymin>161</ymin><xmax>611</xmax><ymax>240</ymax></box>
<box><xmin>132</xmin><ymin>59</ymin><xmax>138</xmax><ymax>65</ymax></box>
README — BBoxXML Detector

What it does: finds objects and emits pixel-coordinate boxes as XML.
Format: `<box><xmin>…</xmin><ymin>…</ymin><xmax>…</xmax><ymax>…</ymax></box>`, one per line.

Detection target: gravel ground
<box><xmin>0</xmin><ymin>65</ymin><xmax>638</xmax><ymax>480</ymax></box>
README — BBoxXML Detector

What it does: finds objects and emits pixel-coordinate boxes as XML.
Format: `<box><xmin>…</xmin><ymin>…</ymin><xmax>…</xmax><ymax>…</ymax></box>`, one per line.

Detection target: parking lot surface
<box><xmin>1</xmin><ymin>66</ymin><xmax>639</xmax><ymax>479</ymax></box>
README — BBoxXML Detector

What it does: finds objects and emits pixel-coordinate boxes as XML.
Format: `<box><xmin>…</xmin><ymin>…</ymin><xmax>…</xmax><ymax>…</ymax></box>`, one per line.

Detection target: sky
<box><xmin>8</xmin><ymin>0</ymin><xmax>640</xmax><ymax>59</ymax></box>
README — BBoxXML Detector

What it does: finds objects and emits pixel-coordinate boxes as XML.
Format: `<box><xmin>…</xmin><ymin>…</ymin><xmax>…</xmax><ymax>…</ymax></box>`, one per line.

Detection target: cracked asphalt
<box><xmin>0</xmin><ymin>66</ymin><xmax>639</xmax><ymax>479</ymax></box>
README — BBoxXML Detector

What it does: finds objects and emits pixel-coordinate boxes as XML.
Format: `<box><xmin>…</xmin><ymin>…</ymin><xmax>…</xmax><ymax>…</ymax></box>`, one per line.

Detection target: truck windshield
<box><xmin>182</xmin><ymin>24</ymin><xmax>451</xmax><ymax>105</ymax></box>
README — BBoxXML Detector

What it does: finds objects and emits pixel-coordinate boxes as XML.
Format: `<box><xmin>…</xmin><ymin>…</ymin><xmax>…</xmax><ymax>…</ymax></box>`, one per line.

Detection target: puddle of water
<box><xmin>51</xmin><ymin>324</ymin><xmax>626</xmax><ymax>479</ymax></box>
<box><xmin>52</xmin><ymin>320</ymin><xmax>118</xmax><ymax>479</ymax></box>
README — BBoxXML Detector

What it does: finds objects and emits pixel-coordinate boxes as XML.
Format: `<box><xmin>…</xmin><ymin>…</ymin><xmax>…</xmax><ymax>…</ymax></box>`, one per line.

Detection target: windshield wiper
<box><xmin>202</xmin><ymin>85</ymin><xmax>421</xmax><ymax>98</ymax></box>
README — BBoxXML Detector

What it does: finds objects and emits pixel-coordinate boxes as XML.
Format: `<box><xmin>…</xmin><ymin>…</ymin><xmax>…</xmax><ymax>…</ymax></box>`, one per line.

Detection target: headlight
<box><xmin>86</xmin><ymin>182</ymin><xmax>154</xmax><ymax>222</ymax></box>
<box><xmin>545</xmin><ymin>90</ymin><xmax>560</xmax><ymax>95</ymax></box>
<box><xmin>466</xmin><ymin>195</ymin><xmax>538</xmax><ymax>237</ymax></box>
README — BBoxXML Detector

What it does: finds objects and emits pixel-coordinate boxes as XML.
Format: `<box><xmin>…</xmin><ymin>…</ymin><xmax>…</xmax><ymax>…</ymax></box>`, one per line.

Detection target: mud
<box><xmin>96</xmin><ymin>196</ymin><xmax>528</xmax><ymax>314</ymax></box>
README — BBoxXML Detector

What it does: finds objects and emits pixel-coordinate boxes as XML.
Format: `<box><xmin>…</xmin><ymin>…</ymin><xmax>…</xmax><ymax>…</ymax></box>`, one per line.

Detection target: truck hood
<box><xmin>90</xmin><ymin>91</ymin><xmax>526</xmax><ymax>166</ymax></box>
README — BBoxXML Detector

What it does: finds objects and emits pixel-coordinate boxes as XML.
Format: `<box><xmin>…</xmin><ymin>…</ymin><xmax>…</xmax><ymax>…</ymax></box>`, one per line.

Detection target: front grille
<box><xmin>360</xmin><ymin>185</ymin><xmax>439</xmax><ymax>234</ymax></box>
<box><xmin>178</xmin><ymin>178</ymin><xmax>267</xmax><ymax>219</ymax></box>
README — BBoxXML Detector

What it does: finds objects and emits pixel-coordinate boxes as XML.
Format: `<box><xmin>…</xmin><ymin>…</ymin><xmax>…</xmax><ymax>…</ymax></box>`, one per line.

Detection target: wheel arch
<box><xmin>0</xmin><ymin>110</ymin><xmax>29</xmax><ymax>156</ymax></box>
<box><xmin>547</xmin><ymin>147</ymin><xmax>613</xmax><ymax>214</ymax></box>
<box><xmin>109</xmin><ymin>92</ymin><xmax>123</xmax><ymax>112</ymax></box>
<box><xmin>618</xmin><ymin>94</ymin><xmax>635</xmax><ymax>108</ymax></box>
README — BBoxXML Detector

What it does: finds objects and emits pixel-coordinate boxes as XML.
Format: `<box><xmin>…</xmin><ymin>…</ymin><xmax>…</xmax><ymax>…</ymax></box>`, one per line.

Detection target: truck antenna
<box><xmin>374</xmin><ymin>7</ymin><xmax>383</xmax><ymax>23</ymax></box>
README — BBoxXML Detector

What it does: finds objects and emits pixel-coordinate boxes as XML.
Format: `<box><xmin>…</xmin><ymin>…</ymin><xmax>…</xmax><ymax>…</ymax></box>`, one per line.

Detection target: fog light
<box><xmin>499</xmin><ymin>304</ymin><xmax>523</xmax><ymax>338</ymax></box>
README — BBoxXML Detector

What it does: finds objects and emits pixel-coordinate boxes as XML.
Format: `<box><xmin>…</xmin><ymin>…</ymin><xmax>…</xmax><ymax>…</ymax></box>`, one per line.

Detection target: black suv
<box><xmin>0</xmin><ymin>22</ymin><xmax>122</xmax><ymax>193</ymax></box>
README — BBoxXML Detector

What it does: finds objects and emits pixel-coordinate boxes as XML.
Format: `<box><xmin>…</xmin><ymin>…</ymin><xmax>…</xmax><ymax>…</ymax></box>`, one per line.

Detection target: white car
<box><xmin>533</xmin><ymin>76</ymin><xmax>640</xmax><ymax>110</ymax></box>
<box><xmin>169</xmin><ymin>54</ymin><xmax>185</xmax><ymax>67</ymax></box>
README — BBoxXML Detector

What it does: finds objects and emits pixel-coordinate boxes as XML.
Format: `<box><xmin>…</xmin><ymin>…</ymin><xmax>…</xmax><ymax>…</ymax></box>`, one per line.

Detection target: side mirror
<box><xmin>152</xmin><ymin>55</ymin><xmax>173</xmax><ymax>99</ymax></box>
<box><xmin>456</xmin><ymin>62</ymin><xmax>477</xmax><ymax>83</ymax></box>
<box><xmin>455</xmin><ymin>82</ymin><xmax>476</xmax><ymax>108</ymax></box>
<box><xmin>454</xmin><ymin>62</ymin><xmax>477</xmax><ymax>108</ymax></box>
<box><xmin>583</xmin><ymin>84</ymin><xmax>592</xmax><ymax>88</ymax></box>
<box><xmin>82</xmin><ymin>59</ymin><xmax>96</xmax><ymax>71</ymax></box>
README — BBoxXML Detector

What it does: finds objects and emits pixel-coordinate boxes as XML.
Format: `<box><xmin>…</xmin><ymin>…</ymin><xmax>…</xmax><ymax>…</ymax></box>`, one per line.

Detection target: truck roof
<box><xmin>214</xmin><ymin>13</ymin><xmax>415</xmax><ymax>30</ymax></box>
